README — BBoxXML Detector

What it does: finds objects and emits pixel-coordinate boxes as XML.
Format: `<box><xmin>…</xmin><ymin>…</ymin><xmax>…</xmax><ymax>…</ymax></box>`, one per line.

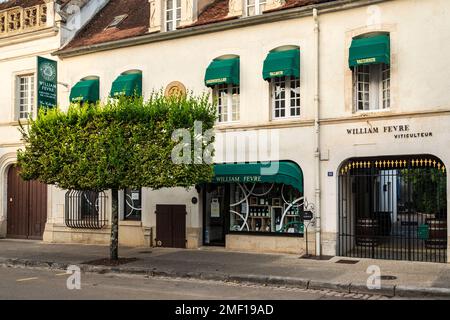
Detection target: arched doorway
<box><xmin>338</xmin><ymin>155</ymin><xmax>447</xmax><ymax>263</ymax></box>
<box><xmin>6</xmin><ymin>166</ymin><xmax>48</xmax><ymax>240</ymax></box>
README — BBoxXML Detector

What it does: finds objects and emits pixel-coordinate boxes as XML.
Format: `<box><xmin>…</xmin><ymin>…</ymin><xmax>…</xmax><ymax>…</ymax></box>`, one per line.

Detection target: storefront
<box><xmin>203</xmin><ymin>161</ymin><xmax>307</xmax><ymax>252</ymax></box>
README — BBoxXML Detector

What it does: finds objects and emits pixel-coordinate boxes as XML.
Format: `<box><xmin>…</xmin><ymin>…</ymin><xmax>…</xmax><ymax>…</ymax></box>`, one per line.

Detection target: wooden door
<box><xmin>7</xmin><ymin>166</ymin><xmax>47</xmax><ymax>240</ymax></box>
<box><xmin>156</xmin><ymin>205</ymin><xmax>186</xmax><ymax>248</ymax></box>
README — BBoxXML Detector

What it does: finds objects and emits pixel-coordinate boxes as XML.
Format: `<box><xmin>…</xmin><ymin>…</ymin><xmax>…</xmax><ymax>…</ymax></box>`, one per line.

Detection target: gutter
<box><xmin>54</xmin><ymin>0</ymin><xmax>390</xmax><ymax>58</ymax></box>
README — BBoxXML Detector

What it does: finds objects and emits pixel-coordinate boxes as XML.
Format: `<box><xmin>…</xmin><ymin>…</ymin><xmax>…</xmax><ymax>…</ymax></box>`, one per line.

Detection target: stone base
<box><xmin>226</xmin><ymin>233</ymin><xmax>315</xmax><ymax>255</ymax></box>
<box><xmin>321</xmin><ymin>232</ymin><xmax>338</xmax><ymax>256</ymax></box>
<box><xmin>0</xmin><ymin>219</ymin><xmax>6</xmax><ymax>238</ymax></box>
<box><xmin>43</xmin><ymin>223</ymin><xmax>152</xmax><ymax>247</ymax></box>
<box><xmin>187</xmin><ymin>227</ymin><xmax>201</xmax><ymax>249</ymax></box>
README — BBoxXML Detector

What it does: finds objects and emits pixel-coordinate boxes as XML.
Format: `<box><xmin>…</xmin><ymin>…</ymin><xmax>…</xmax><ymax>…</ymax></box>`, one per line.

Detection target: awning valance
<box><xmin>349</xmin><ymin>34</ymin><xmax>390</xmax><ymax>68</ymax></box>
<box><xmin>70</xmin><ymin>79</ymin><xmax>99</xmax><ymax>103</ymax></box>
<box><xmin>110</xmin><ymin>73</ymin><xmax>142</xmax><ymax>97</ymax></box>
<box><xmin>263</xmin><ymin>49</ymin><xmax>300</xmax><ymax>81</ymax></box>
<box><xmin>213</xmin><ymin>161</ymin><xmax>303</xmax><ymax>193</ymax></box>
<box><xmin>205</xmin><ymin>58</ymin><xmax>240</xmax><ymax>87</ymax></box>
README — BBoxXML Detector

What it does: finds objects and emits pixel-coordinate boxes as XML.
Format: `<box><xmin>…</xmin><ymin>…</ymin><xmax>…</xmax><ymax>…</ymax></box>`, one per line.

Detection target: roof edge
<box><xmin>54</xmin><ymin>0</ymin><xmax>391</xmax><ymax>58</ymax></box>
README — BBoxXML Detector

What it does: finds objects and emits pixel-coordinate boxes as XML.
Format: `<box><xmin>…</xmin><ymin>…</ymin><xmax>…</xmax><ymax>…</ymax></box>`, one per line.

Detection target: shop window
<box><xmin>213</xmin><ymin>83</ymin><xmax>240</xmax><ymax>123</ymax></box>
<box><xmin>353</xmin><ymin>63</ymin><xmax>390</xmax><ymax>111</ymax></box>
<box><xmin>165</xmin><ymin>0</ymin><xmax>181</xmax><ymax>31</ymax></box>
<box><xmin>123</xmin><ymin>188</ymin><xmax>142</xmax><ymax>221</ymax></box>
<box><xmin>246</xmin><ymin>0</ymin><xmax>266</xmax><ymax>16</ymax></box>
<box><xmin>16</xmin><ymin>74</ymin><xmax>35</xmax><ymax>120</ymax></box>
<box><xmin>229</xmin><ymin>183</ymin><xmax>304</xmax><ymax>235</ymax></box>
<box><xmin>271</xmin><ymin>76</ymin><xmax>300</xmax><ymax>119</ymax></box>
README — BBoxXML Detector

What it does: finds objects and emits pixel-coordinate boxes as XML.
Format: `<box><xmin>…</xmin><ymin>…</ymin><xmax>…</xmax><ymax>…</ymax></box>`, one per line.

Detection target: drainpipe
<box><xmin>313</xmin><ymin>8</ymin><xmax>322</xmax><ymax>257</ymax></box>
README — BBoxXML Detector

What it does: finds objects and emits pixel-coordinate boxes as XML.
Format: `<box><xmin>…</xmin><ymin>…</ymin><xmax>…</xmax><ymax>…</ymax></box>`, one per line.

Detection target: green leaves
<box><xmin>17</xmin><ymin>93</ymin><xmax>216</xmax><ymax>191</ymax></box>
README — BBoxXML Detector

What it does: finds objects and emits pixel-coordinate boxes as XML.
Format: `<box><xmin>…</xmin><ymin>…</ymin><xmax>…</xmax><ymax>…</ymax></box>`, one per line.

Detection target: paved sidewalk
<box><xmin>1</xmin><ymin>239</ymin><xmax>450</xmax><ymax>298</ymax></box>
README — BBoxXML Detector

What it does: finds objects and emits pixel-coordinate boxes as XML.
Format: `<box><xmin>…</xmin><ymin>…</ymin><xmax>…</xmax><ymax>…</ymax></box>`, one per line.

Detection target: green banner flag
<box><xmin>37</xmin><ymin>56</ymin><xmax>58</xmax><ymax>109</ymax></box>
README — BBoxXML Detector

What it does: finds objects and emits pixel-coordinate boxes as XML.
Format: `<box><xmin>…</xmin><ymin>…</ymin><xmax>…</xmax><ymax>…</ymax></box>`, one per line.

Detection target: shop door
<box><xmin>203</xmin><ymin>184</ymin><xmax>228</xmax><ymax>246</ymax></box>
<box><xmin>7</xmin><ymin>166</ymin><xmax>48</xmax><ymax>240</ymax></box>
<box><xmin>155</xmin><ymin>205</ymin><xmax>186</xmax><ymax>248</ymax></box>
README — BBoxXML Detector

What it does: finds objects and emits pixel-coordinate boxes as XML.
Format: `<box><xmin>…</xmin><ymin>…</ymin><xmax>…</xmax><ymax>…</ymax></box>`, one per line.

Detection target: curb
<box><xmin>1</xmin><ymin>258</ymin><xmax>449</xmax><ymax>298</ymax></box>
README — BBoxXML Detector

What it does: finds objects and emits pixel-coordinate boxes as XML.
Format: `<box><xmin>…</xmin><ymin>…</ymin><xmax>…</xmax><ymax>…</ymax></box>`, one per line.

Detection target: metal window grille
<box><xmin>65</xmin><ymin>191</ymin><xmax>107</xmax><ymax>229</ymax></box>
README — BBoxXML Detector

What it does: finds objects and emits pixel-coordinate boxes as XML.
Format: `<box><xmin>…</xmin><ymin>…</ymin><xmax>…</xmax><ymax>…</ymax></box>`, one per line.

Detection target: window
<box><xmin>353</xmin><ymin>63</ymin><xmax>390</xmax><ymax>111</ymax></box>
<box><xmin>214</xmin><ymin>83</ymin><xmax>240</xmax><ymax>123</ymax></box>
<box><xmin>271</xmin><ymin>76</ymin><xmax>300</xmax><ymax>119</ymax></box>
<box><xmin>123</xmin><ymin>188</ymin><xmax>142</xmax><ymax>221</ymax></box>
<box><xmin>65</xmin><ymin>191</ymin><xmax>107</xmax><ymax>229</ymax></box>
<box><xmin>165</xmin><ymin>0</ymin><xmax>181</xmax><ymax>31</ymax></box>
<box><xmin>16</xmin><ymin>74</ymin><xmax>35</xmax><ymax>120</ymax></box>
<box><xmin>246</xmin><ymin>0</ymin><xmax>266</xmax><ymax>16</ymax></box>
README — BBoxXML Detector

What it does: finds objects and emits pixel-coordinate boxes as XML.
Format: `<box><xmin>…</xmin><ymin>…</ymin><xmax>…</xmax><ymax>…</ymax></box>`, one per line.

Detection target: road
<box><xmin>0</xmin><ymin>266</ymin><xmax>388</xmax><ymax>300</ymax></box>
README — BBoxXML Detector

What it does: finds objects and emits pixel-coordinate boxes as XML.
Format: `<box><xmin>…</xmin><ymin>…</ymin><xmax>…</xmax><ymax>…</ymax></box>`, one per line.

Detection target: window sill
<box><xmin>119</xmin><ymin>220</ymin><xmax>143</xmax><ymax>227</ymax></box>
<box><xmin>352</xmin><ymin>109</ymin><xmax>392</xmax><ymax>117</ymax></box>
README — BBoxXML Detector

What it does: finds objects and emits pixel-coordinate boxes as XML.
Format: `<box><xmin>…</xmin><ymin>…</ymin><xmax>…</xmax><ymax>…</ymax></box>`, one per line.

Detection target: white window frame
<box><xmin>165</xmin><ymin>0</ymin><xmax>181</xmax><ymax>31</ymax></box>
<box><xmin>353</xmin><ymin>63</ymin><xmax>390</xmax><ymax>112</ymax></box>
<box><xmin>270</xmin><ymin>76</ymin><xmax>301</xmax><ymax>120</ymax></box>
<box><xmin>15</xmin><ymin>73</ymin><xmax>36</xmax><ymax>121</ymax></box>
<box><xmin>245</xmin><ymin>0</ymin><xmax>267</xmax><ymax>16</ymax></box>
<box><xmin>213</xmin><ymin>83</ymin><xmax>240</xmax><ymax>124</ymax></box>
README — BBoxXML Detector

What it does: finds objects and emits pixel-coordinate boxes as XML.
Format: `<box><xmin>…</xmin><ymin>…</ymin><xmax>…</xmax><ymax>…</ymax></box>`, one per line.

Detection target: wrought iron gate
<box><xmin>338</xmin><ymin>155</ymin><xmax>447</xmax><ymax>263</ymax></box>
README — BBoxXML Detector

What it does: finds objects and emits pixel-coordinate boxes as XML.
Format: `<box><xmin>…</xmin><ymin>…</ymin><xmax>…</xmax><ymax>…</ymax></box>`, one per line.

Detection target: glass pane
<box><xmin>124</xmin><ymin>189</ymin><xmax>142</xmax><ymax>221</ymax></box>
<box><xmin>167</xmin><ymin>0</ymin><xmax>173</xmax><ymax>9</ymax></box>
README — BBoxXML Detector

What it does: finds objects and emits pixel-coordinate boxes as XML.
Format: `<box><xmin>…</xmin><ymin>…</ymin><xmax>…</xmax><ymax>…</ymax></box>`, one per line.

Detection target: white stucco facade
<box><xmin>2</xmin><ymin>0</ymin><xmax>449</xmax><ymax>261</ymax></box>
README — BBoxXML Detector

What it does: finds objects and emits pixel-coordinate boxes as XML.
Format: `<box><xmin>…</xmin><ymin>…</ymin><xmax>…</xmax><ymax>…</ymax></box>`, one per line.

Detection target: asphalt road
<box><xmin>0</xmin><ymin>267</ymin><xmax>388</xmax><ymax>300</ymax></box>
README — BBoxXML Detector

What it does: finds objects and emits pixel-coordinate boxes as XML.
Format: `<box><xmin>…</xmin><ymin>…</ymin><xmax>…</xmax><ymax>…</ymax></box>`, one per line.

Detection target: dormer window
<box><xmin>246</xmin><ymin>0</ymin><xmax>266</xmax><ymax>16</ymax></box>
<box><xmin>165</xmin><ymin>0</ymin><xmax>181</xmax><ymax>31</ymax></box>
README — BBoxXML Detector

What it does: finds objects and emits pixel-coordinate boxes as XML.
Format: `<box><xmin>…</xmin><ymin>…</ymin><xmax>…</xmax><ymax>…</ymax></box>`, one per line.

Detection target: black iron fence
<box><xmin>338</xmin><ymin>156</ymin><xmax>447</xmax><ymax>263</ymax></box>
<box><xmin>65</xmin><ymin>190</ymin><xmax>107</xmax><ymax>229</ymax></box>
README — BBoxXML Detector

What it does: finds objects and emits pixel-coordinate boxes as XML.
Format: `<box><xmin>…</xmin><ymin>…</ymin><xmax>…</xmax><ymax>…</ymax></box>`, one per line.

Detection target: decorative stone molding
<box><xmin>264</xmin><ymin>0</ymin><xmax>285</xmax><ymax>12</ymax></box>
<box><xmin>227</xmin><ymin>0</ymin><xmax>243</xmax><ymax>18</ymax></box>
<box><xmin>148</xmin><ymin>0</ymin><xmax>162</xmax><ymax>33</ymax></box>
<box><xmin>179</xmin><ymin>0</ymin><xmax>198</xmax><ymax>27</ymax></box>
<box><xmin>0</xmin><ymin>2</ymin><xmax>50</xmax><ymax>38</ymax></box>
<box><xmin>149</xmin><ymin>0</ymin><xmax>204</xmax><ymax>32</ymax></box>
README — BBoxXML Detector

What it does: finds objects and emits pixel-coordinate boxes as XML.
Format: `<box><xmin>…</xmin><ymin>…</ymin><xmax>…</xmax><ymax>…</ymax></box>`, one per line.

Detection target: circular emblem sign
<box><xmin>39</xmin><ymin>62</ymin><xmax>57</xmax><ymax>82</ymax></box>
<box><xmin>165</xmin><ymin>81</ymin><xmax>187</xmax><ymax>98</ymax></box>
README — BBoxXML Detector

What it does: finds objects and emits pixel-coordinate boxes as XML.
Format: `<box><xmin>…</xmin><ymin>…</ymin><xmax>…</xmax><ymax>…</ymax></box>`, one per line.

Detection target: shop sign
<box><xmin>418</xmin><ymin>224</ymin><xmax>429</xmax><ymax>240</ymax></box>
<box><xmin>210</xmin><ymin>198</ymin><xmax>220</xmax><ymax>218</ymax></box>
<box><xmin>346</xmin><ymin>124</ymin><xmax>433</xmax><ymax>140</ymax></box>
<box><xmin>37</xmin><ymin>56</ymin><xmax>58</xmax><ymax>109</ymax></box>
<box><xmin>303</xmin><ymin>211</ymin><xmax>314</xmax><ymax>221</ymax></box>
<box><xmin>214</xmin><ymin>176</ymin><xmax>262</xmax><ymax>183</ymax></box>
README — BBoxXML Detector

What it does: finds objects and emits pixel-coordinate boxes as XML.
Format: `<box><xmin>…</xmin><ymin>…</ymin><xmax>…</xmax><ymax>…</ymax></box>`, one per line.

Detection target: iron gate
<box><xmin>338</xmin><ymin>155</ymin><xmax>447</xmax><ymax>263</ymax></box>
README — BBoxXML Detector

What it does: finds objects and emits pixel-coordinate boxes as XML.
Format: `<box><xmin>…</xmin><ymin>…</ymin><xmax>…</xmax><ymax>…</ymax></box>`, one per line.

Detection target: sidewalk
<box><xmin>1</xmin><ymin>239</ymin><xmax>450</xmax><ymax>298</ymax></box>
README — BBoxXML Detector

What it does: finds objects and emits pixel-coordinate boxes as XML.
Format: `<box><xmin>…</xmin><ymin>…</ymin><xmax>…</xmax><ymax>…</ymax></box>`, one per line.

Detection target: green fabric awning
<box><xmin>70</xmin><ymin>79</ymin><xmax>99</xmax><ymax>103</ymax></box>
<box><xmin>349</xmin><ymin>34</ymin><xmax>390</xmax><ymax>68</ymax></box>
<box><xmin>263</xmin><ymin>49</ymin><xmax>300</xmax><ymax>81</ymax></box>
<box><xmin>213</xmin><ymin>161</ymin><xmax>303</xmax><ymax>193</ymax></box>
<box><xmin>110</xmin><ymin>73</ymin><xmax>142</xmax><ymax>97</ymax></box>
<box><xmin>205</xmin><ymin>58</ymin><xmax>240</xmax><ymax>87</ymax></box>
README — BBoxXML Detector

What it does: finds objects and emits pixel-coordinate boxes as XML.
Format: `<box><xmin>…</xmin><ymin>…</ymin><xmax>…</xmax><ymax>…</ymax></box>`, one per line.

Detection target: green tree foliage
<box><xmin>17</xmin><ymin>93</ymin><xmax>216</xmax><ymax>191</ymax></box>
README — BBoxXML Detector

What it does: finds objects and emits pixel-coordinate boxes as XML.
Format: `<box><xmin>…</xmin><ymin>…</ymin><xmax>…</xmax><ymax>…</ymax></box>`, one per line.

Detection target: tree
<box><xmin>18</xmin><ymin>93</ymin><xmax>216</xmax><ymax>260</ymax></box>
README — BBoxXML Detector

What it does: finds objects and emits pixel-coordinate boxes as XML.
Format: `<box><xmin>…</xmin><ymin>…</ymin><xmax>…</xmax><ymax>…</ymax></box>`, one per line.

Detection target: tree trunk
<box><xmin>110</xmin><ymin>188</ymin><xmax>119</xmax><ymax>261</ymax></box>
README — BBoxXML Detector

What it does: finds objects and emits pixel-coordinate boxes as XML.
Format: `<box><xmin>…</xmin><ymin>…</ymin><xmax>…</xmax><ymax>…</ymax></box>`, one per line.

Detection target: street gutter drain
<box><xmin>335</xmin><ymin>259</ymin><xmax>360</xmax><ymax>264</ymax></box>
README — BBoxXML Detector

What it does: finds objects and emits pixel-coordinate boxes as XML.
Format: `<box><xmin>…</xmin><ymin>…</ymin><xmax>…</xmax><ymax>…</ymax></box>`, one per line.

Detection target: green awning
<box><xmin>205</xmin><ymin>58</ymin><xmax>240</xmax><ymax>87</ymax></box>
<box><xmin>349</xmin><ymin>34</ymin><xmax>390</xmax><ymax>68</ymax></box>
<box><xmin>213</xmin><ymin>161</ymin><xmax>303</xmax><ymax>193</ymax></box>
<box><xmin>70</xmin><ymin>79</ymin><xmax>100</xmax><ymax>103</ymax></box>
<box><xmin>263</xmin><ymin>49</ymin><xmax>300</xmax><ymax>81</ymax></box>
<box><xmin>110</xmin><ymin>73</ymin><xmax>142</xmax><ymax>97</ymax></box>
